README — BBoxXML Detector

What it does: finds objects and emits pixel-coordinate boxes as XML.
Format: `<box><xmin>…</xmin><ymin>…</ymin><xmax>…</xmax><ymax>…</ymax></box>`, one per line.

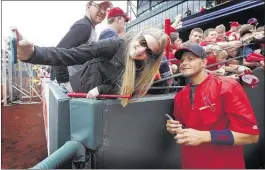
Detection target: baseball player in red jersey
<box><xmin>166</xmin><ymin>43</ymin><xmax>259</xmax><ymax>168</ymax></box>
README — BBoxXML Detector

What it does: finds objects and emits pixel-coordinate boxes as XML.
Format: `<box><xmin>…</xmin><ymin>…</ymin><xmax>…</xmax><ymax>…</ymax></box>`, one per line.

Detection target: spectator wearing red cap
<box><xmin>226</xmin><ymin>21</ymin><xmax>241</xmax><ymax>40</ymax></box>
<box><xmin>98</xmin><ymin>7</ymin><xmax>130</xmax><ymax>40</ymax></box>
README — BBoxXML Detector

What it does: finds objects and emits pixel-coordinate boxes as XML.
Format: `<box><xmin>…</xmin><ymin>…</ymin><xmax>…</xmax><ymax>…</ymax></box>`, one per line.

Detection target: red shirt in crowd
<box><xmin>174</xmin><ymin>74</ymin><xmax>259</xmax><ymax>168</ymax></box>
<box><xmin>216</xmin><ymin>38</ymin><xmax>226</xmax><ymax>42</ymax></box>
<box><xmin>206</xmin><ymin>55</ymin><xmax>221</xmax><ymax>70</ymax></box>
<box><xmin>200</xmin><ymin>41</ymin><xmax>209</xmax><ymax>46</ymax></box>
<box><xmin>168</xmin><ymin>51</ymin><xmax>180</xmax><ymax>65</ymax></box>
<box><xmin>226</xmin><ymin>31</ymin><xmax>240</xmax><ymax>40</ymax></box>
<box><xmin>226</xmin><ymin>31</ymin><xmax>233</xmax><ymax>37</ymax></box>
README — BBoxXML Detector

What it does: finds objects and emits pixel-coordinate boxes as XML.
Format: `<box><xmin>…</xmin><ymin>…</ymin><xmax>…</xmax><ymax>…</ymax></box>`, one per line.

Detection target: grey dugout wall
<box><xmin>47</xmin><ymin>68</ymin><xmax>264</xmax><ymax>168</ymax></box>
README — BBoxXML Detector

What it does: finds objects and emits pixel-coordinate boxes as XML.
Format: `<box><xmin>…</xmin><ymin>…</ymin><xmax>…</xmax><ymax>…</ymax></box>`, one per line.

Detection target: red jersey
<box><xmin>174</xmin><ymin>74</ymin><xmax>259</xmax><ymax>168</ymax></box>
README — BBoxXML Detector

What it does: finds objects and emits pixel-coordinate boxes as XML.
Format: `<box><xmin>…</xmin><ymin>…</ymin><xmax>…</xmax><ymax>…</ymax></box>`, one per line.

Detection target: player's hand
<box><xmin>166</xmin><ymin>120</ymin><xmax>183</xmax><ymax>134</ymax></box>
<box><xmin>174</xmin><ymin>128</ymin><xmax>210</xmax><ymax>146</ymax></box>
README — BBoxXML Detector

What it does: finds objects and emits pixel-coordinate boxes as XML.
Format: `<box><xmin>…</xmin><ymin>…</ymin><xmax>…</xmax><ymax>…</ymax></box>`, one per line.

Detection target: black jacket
<box><xmin>25</xmin><ymin>37</ymin><xmax>127</xmax><ymax>94</ymax></box>
<box><xmin>53</xmin><ymin>16</ymin><xmax>94</xmax><ymax>83</ymax></box>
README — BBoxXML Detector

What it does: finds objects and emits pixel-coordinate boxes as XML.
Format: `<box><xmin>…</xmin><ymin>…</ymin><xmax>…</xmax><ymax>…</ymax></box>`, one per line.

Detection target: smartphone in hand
<box><xmin>165</xmin><ymin>114</ymin><xmax>174</xmax><ymax>120</ymax></box>
<box><xmin>165</xmin><ymin>114</ymin><xmax>184</xmax><ymax>129</ymax></box>
<box><xmin>10</xmin><ymin>30</ymin><xmax>17</xmax><ymax>64</ymax></box>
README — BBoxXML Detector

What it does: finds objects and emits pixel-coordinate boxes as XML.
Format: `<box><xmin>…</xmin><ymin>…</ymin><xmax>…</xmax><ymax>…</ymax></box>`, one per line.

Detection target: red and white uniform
<box><xmin>174</xmin><ymin>74</ymin><xmax>259</xmax><ymax>168</ymax></box>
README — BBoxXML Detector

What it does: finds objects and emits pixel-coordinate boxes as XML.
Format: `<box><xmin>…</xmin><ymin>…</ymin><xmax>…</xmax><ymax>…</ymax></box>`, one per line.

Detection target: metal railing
<box><xmin>1</xmin><ymin>47</ymin><xmax>42</xmax><ymax>106</ymax></box>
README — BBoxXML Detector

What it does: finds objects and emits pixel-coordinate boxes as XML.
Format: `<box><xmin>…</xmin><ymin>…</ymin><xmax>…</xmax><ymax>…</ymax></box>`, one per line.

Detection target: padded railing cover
<box><xmin>48</xmin><ymin>84</ymin><xmax>71</xmax><ymax>154</ymax></box>
<box><xmin>69</xmin><ymin>94</ymin><xmax>180</xmax><ymax>168</ymax></box>
<box><xmin>48</xmin><ymin>68</ymin><xmax>264</xmax><ymax>168</ymax></box>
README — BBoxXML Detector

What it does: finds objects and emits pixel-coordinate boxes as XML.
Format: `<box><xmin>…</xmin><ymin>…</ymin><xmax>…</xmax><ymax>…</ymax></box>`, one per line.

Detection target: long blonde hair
<box><xmin>120</xmin><ymin>28</ymin><xmax>168</xmax><ymax>107</ymax></box>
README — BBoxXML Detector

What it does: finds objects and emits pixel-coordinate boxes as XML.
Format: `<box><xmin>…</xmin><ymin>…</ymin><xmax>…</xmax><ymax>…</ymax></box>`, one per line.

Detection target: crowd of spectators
<box><xmin>155</xmin><ymin>16</ymin><xmax>264</xmax><ymax>93</ymax></box>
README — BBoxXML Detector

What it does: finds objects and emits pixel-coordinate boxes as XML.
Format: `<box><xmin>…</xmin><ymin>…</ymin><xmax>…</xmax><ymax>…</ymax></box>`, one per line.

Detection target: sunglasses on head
<box><xmin>138</xmin><ymin>36</ymin><xmax>160</xmax><ymax>60</ymax></box>
<box><xmin>91</xmin><ymin>2</ymin><xmax>109</xmax><ymax>11</ymax></box>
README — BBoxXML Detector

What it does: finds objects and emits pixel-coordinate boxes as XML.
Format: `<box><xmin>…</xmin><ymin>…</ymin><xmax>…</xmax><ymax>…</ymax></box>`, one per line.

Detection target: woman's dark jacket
<box><xmin>24</xmin><ymin>38</ymin><xmax>127</xmax><ymax>94</ymax></box>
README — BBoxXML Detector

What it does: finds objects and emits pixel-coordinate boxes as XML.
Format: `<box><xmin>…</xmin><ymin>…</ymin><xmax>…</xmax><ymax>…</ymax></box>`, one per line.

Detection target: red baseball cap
<box><xmin>230</xmin><ymin>21</ymin><xmax>240</xmax><ymax>27</ymax></box>
<box><xmin>107</xmin><ymin>7</ymin><xmax>131</xmax><ymax>22</ymax></box>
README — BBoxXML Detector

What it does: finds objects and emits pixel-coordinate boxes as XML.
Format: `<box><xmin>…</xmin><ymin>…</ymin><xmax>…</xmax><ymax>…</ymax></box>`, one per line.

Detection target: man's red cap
<box><xmin>107</xmin><ymin>7</ymin><xmax>131</xmax><ymax>22</ymax></box>
<box><xmin>230</xmin><ymin>21</ymin><xmax>240</xmax><ymax>27</ymax></box>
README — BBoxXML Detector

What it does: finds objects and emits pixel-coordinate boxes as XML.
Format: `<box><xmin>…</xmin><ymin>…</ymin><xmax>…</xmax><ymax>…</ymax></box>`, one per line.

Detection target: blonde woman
<box><xmin>13</xmin><ymin>27</ymin><xmax>167</xmax><ymax>106</ymax></box>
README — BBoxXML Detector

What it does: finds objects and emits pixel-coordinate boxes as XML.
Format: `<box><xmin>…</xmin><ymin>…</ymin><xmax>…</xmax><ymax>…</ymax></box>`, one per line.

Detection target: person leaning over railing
<box><xmin>204</xmin><ymin>44</ymin><xmax>227</xmax><ymax>76</ymax></box>
<box><xmin>250</xmin><ymin>26</ymin><xmax>265</xmax><ymax>70</ymax></box>
<box><xmin>248</xmin><ymin>26</ymin><xmax>265</xmax><ymax>56</ymax></box>
<box><xmin>226</xmin><ymin>21</ymin><xmax>241</xmax><ymax>41</ymax></box>
<box><xmin>12</xmin><ymin>27</ymin><xmax>168</xmax><ymax>107</ymax></box>
<box><xmin>237</xmin><ymin>25</ymin><xmax>265</xmax><ymax>68</ymax></box>
<box><xmin>204</xmin><ymin>44</ymin><xmax>251</xmax><ymax>80</ymax></box>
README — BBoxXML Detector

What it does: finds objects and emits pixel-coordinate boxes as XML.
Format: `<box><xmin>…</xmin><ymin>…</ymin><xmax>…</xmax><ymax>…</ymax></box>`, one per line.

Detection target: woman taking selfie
<box><xmin>13</xmin><ymin>27</ymin><xmax>167</xmax><ymax>106</ymax></box>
